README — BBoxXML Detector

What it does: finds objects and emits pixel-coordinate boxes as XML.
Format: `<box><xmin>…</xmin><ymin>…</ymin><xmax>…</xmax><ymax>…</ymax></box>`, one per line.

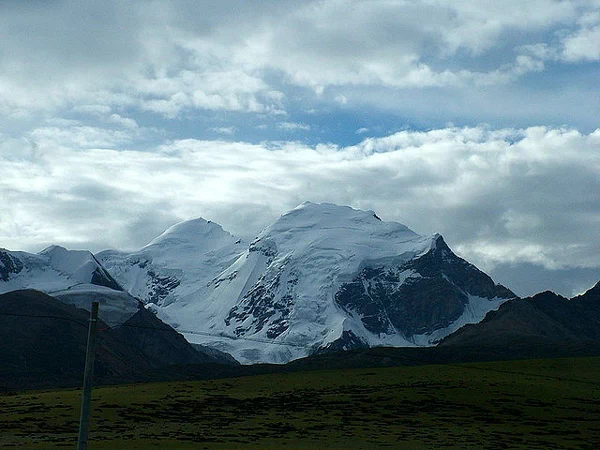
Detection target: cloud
<box><xmin>1</xmin><ymin>124</ymin><xmax>599</xmax><ymax>282</ymax></box>
<box><xmin>210</xmin><ymin>126</ymin><xmax>236</xmax><ymax>135</ymax></box>
<box><xmin>0</xmin><ymin>0</ymin><xmax>598</xmax><ymax>123</ymax></box>
<box><xmin>30</xmin><ymin>126</ymin><xmax>135</xmax><ymax>149</ymax></box>
<box><xmin>136</xmin><ymin>70</ymin><xmax>281</xmax><ymax>117</ymax></box>
<box><xmin>278</xmin><ymin>122</ymin><xmax>311</xmax><ymax>131</ymax></box>
<box><xmin>107</xmin><ymin>114</ymin><xmax>139</xmax><ymax>129</ymax></box>
<box><xmin>562</xmin><ymin>25</ymin><xmax>600</xmax><ymax>61</ymax></box>
<box><xmin>73</xmin><ymin>105</ymin><xmax>113</xmax><ymax>115</ymax></box>
<box><xmin>254</xmin><ymin>0</ymin><xmax>579</xmax><ymax>89</ymax></box>
<box><xmin>335</xmin><ymin>95</ymin><xmax>348</xmax><ymax>105</ymax></box>
<box><xmin>0</xmin><ymin>1</ymin><xmax>286</xmax><ymax>117</ymax></box>
<box><xmin>518</xmin><ymin>9</ymin><xmax>600</xmax><ymax>63</ymax></box>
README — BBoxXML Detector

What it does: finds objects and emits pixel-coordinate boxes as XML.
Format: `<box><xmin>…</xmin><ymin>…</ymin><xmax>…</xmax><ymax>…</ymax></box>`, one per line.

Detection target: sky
<box><xmin>1</xmin><ymin>0</ymin><xmax>599</xmax><ymax>297</ymax></box>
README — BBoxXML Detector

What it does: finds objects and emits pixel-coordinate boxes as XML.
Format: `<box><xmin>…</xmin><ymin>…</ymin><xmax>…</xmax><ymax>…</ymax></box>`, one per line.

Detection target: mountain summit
<box><xmin>97</xmin><ymin>217</ymin><xmax>245</xmax><ymax>307</ymax></box>
<box><xmin>100</xmin><ymin>203</ymin><xmax>515</xmax><ymax>363</ymax></box>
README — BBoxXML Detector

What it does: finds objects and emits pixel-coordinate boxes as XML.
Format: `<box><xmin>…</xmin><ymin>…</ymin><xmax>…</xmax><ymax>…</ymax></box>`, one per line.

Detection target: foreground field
<box><xmin>1</xmin><ymin>357</ymin><xmax>600</xmax><ymax>449</ymax></box>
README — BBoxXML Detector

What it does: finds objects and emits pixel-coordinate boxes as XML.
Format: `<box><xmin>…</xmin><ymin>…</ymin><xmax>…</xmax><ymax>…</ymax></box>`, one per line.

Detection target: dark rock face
<box><xmin>248</xmin><ymin>237</ymin><xmax>277</xmax><ymax>258</ymax></box>
<box><xmin>0</xmin><ymin>290</ymin><xmax>151</xmax><ymax>388</ymax></box>
<box><xmin>146</xmin><ymin>269</ymin><xmax>181</xmax><ymax>306</ymax></box>
<box><xmin>316</xmin><ymin>331</ymin><xmax>369</xmax><ymax>354</ymax></box>
<box><xmin>90</xmin><ymin>260</ymin><xmax>123</xmax><ymax>291</ymax></box>
<box><xmin>118</xmin><ymin>258</ymin><xmax>182</xmax><ymax>306</ymax></box>
<box><xmin>0</xmin><ymin>251</ymin><xmax>23</xmax><ymax>282</ymax></box>
<box><xmin>406</xmin><ymin>236</ymin><xmax>514</xmax><ymax>299</ymax></box>
<box><xmin>335</xmin><ymin>270</ymin><xmax>468</xmax><ymax>336</ymax></box>
<box><xmin>224</xmin><ymin>239</ymin><xmax>296</xmax><ymax>339</ymax></box>
<box><xmin>111</xmin><ymin>306</ymin><xmax>234</xmax><ymax>366</ymax></box>
<box><xmin>225</xmin><ymin>270</ymin><xmax>297</xmax><ymax>339</ymax></box>
<box><xmin>335</xmin><ymin>236</ymin><xmax>515</xmax><ymax>339</ymax></box>
<box><xmin>190</xmin><ymin>344</ymin><xmax>240</xmax><ymax>365</ymax></box>
<box><xmin>571</xmin><ymin>281</ymin><xmax>600</xmax><ymax>310</ymax></box>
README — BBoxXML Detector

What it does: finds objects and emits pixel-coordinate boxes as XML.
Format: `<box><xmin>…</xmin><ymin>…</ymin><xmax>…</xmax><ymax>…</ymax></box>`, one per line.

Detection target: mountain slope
<box><xmin>333</xmin><ymin>235</ymin><xmax>514</xmax><ymax>345</ymax></box>
<box><xmin>0</xmin><ymin>290</ymin><xmax>237</xmax><ymax>390</ymax></box>
<box><xmin>441</xmin><ymin>282</ymin><xmax>600</xmax><ymax>347</ymax></box>
<box><xmin>128</xmin><ymin>202</ymin><xmax>515</xmax><ymax>364</ymax></box>
<box><xmin>110</xmin><ymin>303</ymin><xmax>239</xmax><ymax>367</ymax></box>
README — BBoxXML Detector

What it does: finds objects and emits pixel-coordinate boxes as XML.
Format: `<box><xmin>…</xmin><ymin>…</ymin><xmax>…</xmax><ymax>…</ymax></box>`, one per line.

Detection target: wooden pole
<box><xmin>77</xmin><ymin>301</ymin><xmax>99</xmax><ymax>450</ymax></box>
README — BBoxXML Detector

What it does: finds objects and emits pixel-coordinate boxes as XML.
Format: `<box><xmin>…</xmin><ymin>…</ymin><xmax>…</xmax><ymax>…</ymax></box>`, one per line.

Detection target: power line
<box><xmin>0</xmin><ymin>310</ymin><xmax>311</xmax><ymax>348</ymax></box>
<box><xmin>0</xmin><ymin>311</ymin><xmax>89</xmax><ymax>328</ymax></box>
<box><xmin>166</xmin><ymin>326</ymin><xmax>311</xmax><ymax>349</ymax></box>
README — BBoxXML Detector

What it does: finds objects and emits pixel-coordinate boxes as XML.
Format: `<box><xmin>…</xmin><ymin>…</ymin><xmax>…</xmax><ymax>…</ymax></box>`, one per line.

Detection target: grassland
<box><xmin>1</xmin><ymin>357</ymin><xmax>600</xmax><ymax>449</ymax></box>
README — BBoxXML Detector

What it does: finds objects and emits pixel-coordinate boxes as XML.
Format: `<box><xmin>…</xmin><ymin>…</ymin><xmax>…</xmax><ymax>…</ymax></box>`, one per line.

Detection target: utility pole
<box><xmin>77</xmin><ymin>301</ymin><xmax>99</xmax><ymax>450</ymax></box>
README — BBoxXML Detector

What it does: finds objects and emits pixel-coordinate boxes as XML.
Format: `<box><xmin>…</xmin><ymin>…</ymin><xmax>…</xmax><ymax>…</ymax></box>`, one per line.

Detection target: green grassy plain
<box><xmin>1</xmin><ymin>357</ymin><xmax>599</xmax><ymax>449</ymax></box>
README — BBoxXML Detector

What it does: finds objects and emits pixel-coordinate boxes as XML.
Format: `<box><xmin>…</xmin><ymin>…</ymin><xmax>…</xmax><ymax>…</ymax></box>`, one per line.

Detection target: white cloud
<box><xmin>518</xmin><ymin>9</ymin><xmax>600</xmax><ymax>63</ymax></box>
<box><xmin>1</xmin><ymin>1</ymin><xmax>599</xmax><ymax>298</ymax></box>
<box><xmin>30</xmin><ymin>126</ymin><xmax>135</xmax><ymax>149</ymax></box>
<box><xmin>136</xmin><ymin>70</ymin><xmax>280</xmax><ymax>117</ymax></box>
<box><xmin>0</xmin><ymin>0</ymin><xmax>597</xmax><ymax>121</ymax></box>
<box><xmin>1</xmin><ymin>125</ymin><xmax>599</xmax><ymax>280</ymax></box>
<box><xmin>562</xmin><ymin>25</ymin><xmax>600</xmax><ymax>61</ymax></box>
<box><xmin>335</xmin><ymin>95</ymin><xmax>348</xmax><ymax>105</ymax></box>
<box><xmin>73</xmin><ymin>105</ymin><xmax>112</xmax><ymax>115</ymax></box>
<box><xmin>278</xmin><ymin>122</ymin><xmax>311</xmax><ymax>131</ymax></box>
<box><xmin>108</xmin><ymin>114</ymin><xmax>138</xmax><ymax>129</ymax></box>
<box><xmin>210</xmin><ymin>126</ymin><xmax>236</xmax><ymax>135</ymax></box>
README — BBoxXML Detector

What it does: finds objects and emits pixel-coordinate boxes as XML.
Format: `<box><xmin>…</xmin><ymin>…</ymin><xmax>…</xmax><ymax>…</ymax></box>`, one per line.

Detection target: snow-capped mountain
<box><xmin>97</xmin><ymin>218</ymin><xmax>245</xmax><ymax>307</ymax></box>
<box><xmin>0</xmin><ymin>245</ymin><xmax>141</xmax><ymax>326</ymax></box>
<box><xmin>100</xmin><ymin>202</ymin><xmax>515</xmax><ymax>364</ymax></box>
<box><xmin>0</xmin><ymin>245</ymin><xmax>121</xmax><ymax>293</ymax></box>
<box><xmin>1</xmin><ymin>202</ymin><xmax>517</xmax><ymax>364</ymax></box>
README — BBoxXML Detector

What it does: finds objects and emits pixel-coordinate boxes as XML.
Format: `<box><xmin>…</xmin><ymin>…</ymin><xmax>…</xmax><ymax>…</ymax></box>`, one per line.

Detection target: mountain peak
<box><xmin>290</xmin><ymin>201</ymin><xmax>377</xmax><ymax>218</ymax></box>
<box><xmin>256</xmin><ymin>202</ymin><xmax>422</xmax><ymax>260</ymax></box>
<box><xmin>7</xmin><ymin>203</ymin><xmax>519</xmax><ymax>365</ymax></box>
<box><xmin>275</xmin><ymin>202</ymin><xmax>413</xmax><ymax>233</ymax></box>
<box><xmin>144</xmin><ymin>217</ymin><xmax>233</xmax><ymax>248</ymax></box>
<box><xmin>39</xmin><ymin>244</ymin><xmax>67</xmax><ymax>254</ymax></box>
<box><xmin>38</xmin><ymin>245</ymin><xmax>92</xmax><ymax>259</ymax></box>
<box><xmin>37</xmin><ymin>245</ymin><xmax>96</xmax><ymax>273</ymax></box>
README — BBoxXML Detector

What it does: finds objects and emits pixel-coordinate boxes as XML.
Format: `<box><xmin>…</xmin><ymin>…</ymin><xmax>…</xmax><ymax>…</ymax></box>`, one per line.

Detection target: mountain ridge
<box><xmin>441</xmin><ymin>283</ymin><xmax>600</xmax><ymax>347</ymax></box>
